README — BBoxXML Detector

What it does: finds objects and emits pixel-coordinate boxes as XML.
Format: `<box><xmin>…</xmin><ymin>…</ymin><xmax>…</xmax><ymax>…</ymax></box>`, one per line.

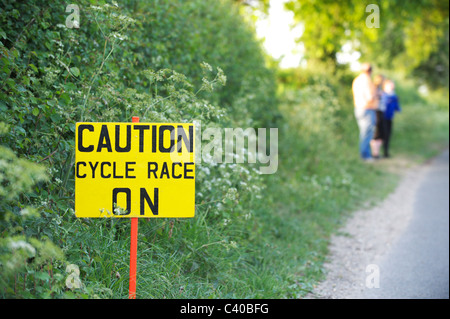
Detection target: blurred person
<box><xmin>380</xmin><ymin>79</ymin><xmax>401</xmax><ymax>158</ymax></box>
<box><xmin>352</xmin><ymin>63</ymin><xmax>378</xmax><ymax>161</ymax></box>
<box><xmin>370</xmin><ymin>74</ymin><xmax>385</xmax><ymax>158</ymax></box>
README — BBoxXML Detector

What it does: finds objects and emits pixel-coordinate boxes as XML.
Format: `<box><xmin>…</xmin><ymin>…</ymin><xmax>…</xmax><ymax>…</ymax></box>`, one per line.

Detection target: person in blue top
<box><xmin>380</xmin><ymin>79</ymin><xmax>401</xmax><ymax>158</ymax></box>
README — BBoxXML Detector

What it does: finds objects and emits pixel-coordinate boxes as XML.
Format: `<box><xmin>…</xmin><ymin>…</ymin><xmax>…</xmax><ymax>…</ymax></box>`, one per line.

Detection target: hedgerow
<box><xmin>0</xmin><ymin>0</ymin><xmax>277</xmax><ymax>298</ymax></box>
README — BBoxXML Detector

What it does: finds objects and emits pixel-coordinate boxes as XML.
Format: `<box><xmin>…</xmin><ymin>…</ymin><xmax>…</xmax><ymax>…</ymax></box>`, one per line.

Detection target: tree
<box><xmin>285</xmin><ymin>0</ymin><xmax>449</xmax><ymax>89</ymax></box>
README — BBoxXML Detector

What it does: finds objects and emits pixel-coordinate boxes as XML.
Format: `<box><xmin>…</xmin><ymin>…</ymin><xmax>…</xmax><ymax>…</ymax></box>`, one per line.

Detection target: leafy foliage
<box><xmin>285</xmin><ymin>0</ymin><xmax>449</xmax><ymax>89</ymax></box>
<box><xmin>0</xmin><ymin>0</ymin><xmax>277</xmax><ymax>298</ymax></box>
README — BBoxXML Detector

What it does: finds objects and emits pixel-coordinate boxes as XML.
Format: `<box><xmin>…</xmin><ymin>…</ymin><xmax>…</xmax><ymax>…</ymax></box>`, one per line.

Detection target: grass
<box><xmin>254</xmin><ymin>141</ymin><xmax>399</xmax><ymax>297</ymax></box>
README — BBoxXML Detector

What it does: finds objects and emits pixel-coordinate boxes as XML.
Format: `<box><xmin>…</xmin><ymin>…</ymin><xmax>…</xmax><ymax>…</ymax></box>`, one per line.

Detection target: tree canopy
<box><xmin>285</xmin><ymin>0</ymin><xmax>449</xmax><ymax>89</ymax></box>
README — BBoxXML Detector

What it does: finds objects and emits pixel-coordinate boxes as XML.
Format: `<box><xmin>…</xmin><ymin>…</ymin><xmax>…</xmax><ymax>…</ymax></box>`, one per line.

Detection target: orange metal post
<box><xmin>129</xmin><ymin>116</ymin><xmax>140</xmax><ymax>299</ymax></box>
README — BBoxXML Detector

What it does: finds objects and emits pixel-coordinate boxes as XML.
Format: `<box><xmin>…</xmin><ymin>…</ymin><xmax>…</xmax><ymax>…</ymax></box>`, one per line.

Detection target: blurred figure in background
<box><xmin>352</xmin><ymin>63</ymin><xmax>378</xmax><ymax>162</ymax></box>
<box><xmin>380</xmin><ymin>79</ymin><xmax>401</xmax><ymax>158</ymax></box>
<box><xmin>370</xmin><ymin>74</ymin><xmax>385</xmax><ymax>158</ymax></box>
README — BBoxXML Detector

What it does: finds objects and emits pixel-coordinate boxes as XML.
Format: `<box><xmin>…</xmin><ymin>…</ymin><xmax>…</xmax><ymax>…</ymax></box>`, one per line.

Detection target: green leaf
<box><xmin>35</xmin><ymin>271</ymin><xmax>51</xmax><ymax>281</ymax></box>
<box><xmin>32</xmin><ymin>107</ymin><xmax>39</xmax><ymax>116</ymax></box>
<box><xmin>6</xmin><ymin>78</ymin><xmax>15</xmax><ymax>88</ymax></box>
<box><xmin>47</xmin><ymin>100</ymin><xmax>56</xmax><ymax>107</ymax></box>
<box><xmin>15</xmin><ymin>126</ymin><xmax>26</xmax><ymax>135</ymax></box>
<box><xmin>17</xmin><ymin>85</ymin><xmax>27</xmax><ymax>93</ymax></box>
<box><xmin>29</xmin><ymin>63</ymin><xmax>38</xmax><ymax>73</ymax></box>
<box><xmin>59</xmin><ymin>92</ymin><xmax>71</xmax><ymax>106</ymax></box>
<box><xmin>70</xmin><ymin>67</ymin><xmax>80</xmax><ymax>77</ymax></box>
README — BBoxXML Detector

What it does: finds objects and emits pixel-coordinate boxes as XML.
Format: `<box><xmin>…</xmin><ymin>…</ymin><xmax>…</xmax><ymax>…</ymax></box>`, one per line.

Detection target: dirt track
<box><xmin>307</xmin><ymin>150</ymin><xmax>449</xmax><ymax>299</ymax></box>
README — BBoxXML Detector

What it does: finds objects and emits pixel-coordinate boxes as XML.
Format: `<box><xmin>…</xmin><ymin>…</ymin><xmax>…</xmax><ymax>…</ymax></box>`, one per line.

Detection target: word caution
<box><xmin>75</xmin><ymin>122</ymin><xmax>195</xmax><ymax>218</ymax></box>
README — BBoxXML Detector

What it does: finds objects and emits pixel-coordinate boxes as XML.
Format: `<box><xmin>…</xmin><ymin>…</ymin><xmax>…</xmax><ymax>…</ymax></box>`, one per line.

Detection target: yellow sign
<box><xmin>75</xmin><ymin>122</ymin><xmax>195</xmax><ymax>218</ymax></box>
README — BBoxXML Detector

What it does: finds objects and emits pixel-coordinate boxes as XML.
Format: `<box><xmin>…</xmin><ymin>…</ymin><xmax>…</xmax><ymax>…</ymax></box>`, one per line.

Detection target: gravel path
<box><xmin>307</xmin><ymin>151</ymin><xmax>448</xmax><ymax>299</ymax></box>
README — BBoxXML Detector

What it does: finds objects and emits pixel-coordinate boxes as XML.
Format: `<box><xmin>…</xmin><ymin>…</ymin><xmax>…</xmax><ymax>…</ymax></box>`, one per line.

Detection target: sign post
<box><xmin>74</xmin><ymin>117</ymin><xmax>195</xmax><ymax>298</ymax></box>
<box><xmin>129</xmin><ymin>116</ymin><xmax>140</xmax><ymax>299</ymax></box>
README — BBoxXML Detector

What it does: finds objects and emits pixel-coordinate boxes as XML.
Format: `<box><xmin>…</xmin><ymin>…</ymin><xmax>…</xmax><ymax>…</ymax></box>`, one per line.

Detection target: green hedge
<box><xmin>0</xmin><ymin>0</ymin><xmax>278</xmax><ymax>298</ymax></box>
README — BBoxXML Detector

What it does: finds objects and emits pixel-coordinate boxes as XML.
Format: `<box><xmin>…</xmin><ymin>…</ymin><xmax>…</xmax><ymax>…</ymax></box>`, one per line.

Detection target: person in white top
<box><xmin>352</xmin><ymin>63</ymin><xmax>378</xmax><ymax>161</ymax></box>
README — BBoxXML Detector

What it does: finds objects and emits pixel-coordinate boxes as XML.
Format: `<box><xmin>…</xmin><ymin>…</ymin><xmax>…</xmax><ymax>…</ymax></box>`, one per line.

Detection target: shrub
<box><xmin>0</xmin><ymin>0</ymin><xmax>277</xmax><ymax>298</ymax></box>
